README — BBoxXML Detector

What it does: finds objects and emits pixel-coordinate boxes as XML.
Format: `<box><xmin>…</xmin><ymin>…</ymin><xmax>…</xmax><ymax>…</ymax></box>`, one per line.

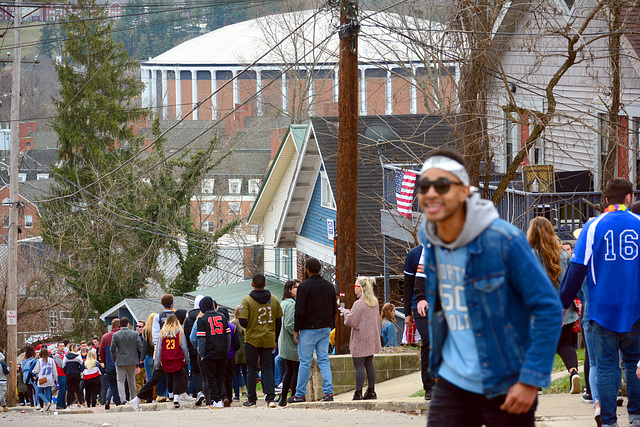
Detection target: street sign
<box><xmin>7</xmin><ymin>309</ymin><xmax>16</xmax><ymax>325</ymax></box>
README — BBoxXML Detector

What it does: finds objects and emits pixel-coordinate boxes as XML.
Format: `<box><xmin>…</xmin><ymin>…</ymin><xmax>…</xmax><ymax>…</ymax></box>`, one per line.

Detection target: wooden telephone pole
<box><xmin>6</xmin><ymin>0</ymin><xmax>22</xmax><ymax>407</ymax></box>
<box><xmin>335</xmin><ymin>0</ymin><xmax>359</xmax><ymax>354</ymax></box>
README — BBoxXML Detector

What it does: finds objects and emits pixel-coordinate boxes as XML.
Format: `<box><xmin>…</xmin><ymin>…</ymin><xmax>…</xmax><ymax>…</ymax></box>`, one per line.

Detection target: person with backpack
<box><xmin>20</xmin><ymin>345</ymin><xmax>37</xmax><ymax>407</ymax></box>
<box><xmin>32</xmin><ymin>347</ymin><xmax>57</xmax><ymax>412</ymax></box>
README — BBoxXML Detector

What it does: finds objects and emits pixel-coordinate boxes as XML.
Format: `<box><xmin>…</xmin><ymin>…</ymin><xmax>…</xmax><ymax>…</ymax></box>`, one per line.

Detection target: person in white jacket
<box><xmin>32</xmin><ymin>347</ymin><xmax>57</xmax><ymax>412</ymax></box>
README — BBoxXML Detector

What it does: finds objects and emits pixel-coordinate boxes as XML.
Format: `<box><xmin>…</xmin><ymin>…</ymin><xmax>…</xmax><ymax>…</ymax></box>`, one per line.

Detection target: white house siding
<box><xmin>262</xmin><ymin>147</ymin><xmax>299</xmax><ymax>279</ymax></box>
<box><xmin>486</xmin><ymin>0</ymin><xmax>640</xmax><ymax>186</ymax></box>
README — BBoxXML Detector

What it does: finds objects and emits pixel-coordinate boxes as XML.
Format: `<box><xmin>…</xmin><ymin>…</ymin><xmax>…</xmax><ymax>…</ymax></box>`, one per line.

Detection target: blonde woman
<box><xmin>130</xmin><ymin>314</ymin><xmax>188</xmax><ymax>411</ymax></box>
<box><xmin>380</xmin><ymin>303</ymin><xmax>398</xmax><ymax>347</ymax></box>
<box><xmin>340</xmin><ymin>277</ymin><xmax>382</xmax><ymax>400</ymax></box>
<box><xmin>82</xmin><ymin>351</ymin><xmax>103</xmax><ymax>407</ymax></box>
<box><xmin>141</xmin><ymin>313</ymin><xmax>156</xmax><ymax>382</ymax></box>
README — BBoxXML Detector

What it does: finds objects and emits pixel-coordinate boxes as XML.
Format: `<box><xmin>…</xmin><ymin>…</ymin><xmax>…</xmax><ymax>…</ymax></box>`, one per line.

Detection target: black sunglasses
<box><xmin>417</xmin><ymin>177</ymin><xmax>464</xmax><ymax>194</ymax></box>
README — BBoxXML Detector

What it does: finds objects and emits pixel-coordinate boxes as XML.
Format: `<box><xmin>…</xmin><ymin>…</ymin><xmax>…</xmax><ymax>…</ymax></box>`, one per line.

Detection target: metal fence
<box><xmin>382</xmin><ymin>164</ymin><xmax>640</xmax><ymax>239</ymax></box>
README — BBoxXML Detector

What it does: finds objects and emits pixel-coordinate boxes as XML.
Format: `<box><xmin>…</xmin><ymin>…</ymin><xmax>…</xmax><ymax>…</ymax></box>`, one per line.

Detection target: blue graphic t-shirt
<box><xmin>435</xmin><ymin>246</ymin><xmax>483</xmax><ymax>394</ymax></box>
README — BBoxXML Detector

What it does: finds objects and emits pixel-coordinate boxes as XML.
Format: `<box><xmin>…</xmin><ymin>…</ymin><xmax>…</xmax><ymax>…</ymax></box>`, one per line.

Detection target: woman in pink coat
<box><xmin>341</xmin><ymin>276</ymin><xmax>382</xmax><ymax>400</ymax></box>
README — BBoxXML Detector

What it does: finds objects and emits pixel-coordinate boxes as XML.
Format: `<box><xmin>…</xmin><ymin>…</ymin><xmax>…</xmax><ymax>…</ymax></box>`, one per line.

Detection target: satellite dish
<box><xmin>363</xmin><ymin>123</ymin><xmax>398</xmax><ymax>150</ymax></box>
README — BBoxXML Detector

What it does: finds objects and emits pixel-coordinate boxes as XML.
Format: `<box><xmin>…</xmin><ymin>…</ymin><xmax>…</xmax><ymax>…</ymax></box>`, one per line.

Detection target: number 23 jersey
<box><xmin>573</xmin><ymin>209</ymin><xmax>640</xmax><ymax>332</ymax></box>
<box><xmin>239</xmin><ymin>290</ymin><xmax>283</xmax><ymax>348</ymax></box>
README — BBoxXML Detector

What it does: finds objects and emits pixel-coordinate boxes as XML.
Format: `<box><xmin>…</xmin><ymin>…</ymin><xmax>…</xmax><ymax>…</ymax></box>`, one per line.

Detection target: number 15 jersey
<box><xmin>239</xmin><ymin>290</ymin><xmax>283</xmax><ymax>348</ymax></box>
<box><xmin>196</xmin><ymin>310</ymin><xmax>231</xmax><ymax>360</ymax></box>
<box><xmin>572</xmin><ymin>209</ymin><xmax>640</xmax><ymax>332</ymax></box>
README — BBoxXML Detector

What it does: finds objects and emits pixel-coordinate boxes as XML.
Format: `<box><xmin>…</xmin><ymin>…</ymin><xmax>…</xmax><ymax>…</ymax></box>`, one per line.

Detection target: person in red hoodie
<box><xmin>53</xmin><ymin>342</ymin><xmax>67</xmax><ymax>409</ymax></box>
<box><xmin>99</xmin><ymin>318</ymin><xmax>122</xmax><ymax>408</ymax></box>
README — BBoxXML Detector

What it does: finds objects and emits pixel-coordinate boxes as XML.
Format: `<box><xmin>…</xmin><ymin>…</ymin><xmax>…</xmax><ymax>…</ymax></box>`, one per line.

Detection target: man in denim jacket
<box><xmin>414</xmin><ymin>148</ymin><xmax>562</xmax><ymax>426</ymax></box>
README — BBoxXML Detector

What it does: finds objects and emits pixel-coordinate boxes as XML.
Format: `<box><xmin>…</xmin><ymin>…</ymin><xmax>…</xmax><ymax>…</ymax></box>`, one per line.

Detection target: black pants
<box><xmin>557</xmin><ymin>323</ymin><xmax>578</xmax><ymax>373</ymax></box>
<box><xmin>201</xmin><ymin>358</ymin><xmax>226</xmax><ymax>404</ymax></box>
<box><xmin>66</xmin><ymin>375</ymin><xmax>84</xmax><ymax>405</ymax></box>
<box><xmin>137</xmin><ymin>368</ymin><xmax>164</xmax><ymax>401</ymax></box>
<box><xmin>427</xmin><ymin>378</ymin><xmax>536</xmax><ymax>427</ymax></box>
<box><xmin>84</xmin><ymin>377</ymin><xmax>99</xmax><ymax>407</ymax></box>
<box><xmin>281</xmin><ymin>358</ymin><xmax>299</xmax><ymax>400</ymax></box>
<box><xmin>413</xmin><ymin>309</ymin><xmax>435</xmax><ymax>391</ymax></box>
<box><xmin>223</xmin><ymin>358</ymin><xmax>235</xmax><ymax>402</ymax></box>
<box><xmin>353</xmin><ymin>355</ymin><xmax>375</xmax><ymax>391</ymax></box>
<box><xmin>245</xmin><ymin>343</ymin><xmax>275</xmax><ymax>403</ymax></box>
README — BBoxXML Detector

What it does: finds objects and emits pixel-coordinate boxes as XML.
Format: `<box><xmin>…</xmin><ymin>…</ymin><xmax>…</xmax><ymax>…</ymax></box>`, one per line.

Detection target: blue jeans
<box><xmin>592</xmin><ymin>320</ymin><xmax>640</xmax><ymax>426</ymax></box>
<box><xmin>144</xmin><ymin>355</ymin><xmax>154</xmax><ymax>382</ymax></box>
<box><xmin>56</xmin><ymin>376</ymin><xmax>67</xmax><ymax>409</ymax></box>
<box><xmin>157</xmin><ymin>372</ymin><xmax>168</xmax><ymax>397</ymax></box>
<box><xmin>36</xmin><ymin>386</ymin><xmax>51</xmax><ymax>406</ymax></box>
<box><xmin>105</xmin><ymin>368</ymin><xmax>121</xmax><ymax>405</ymax></box>
<box><xmin>233</xmin><ymin>363</ymin><xmax>247</xmax><ymax>397</ymax></box>
<box><xmin>295</xmin><ymin>328</ymin><xmax>332</xmax><ymax>398</ymax></box>
<box><xmin>274</xmin><ymin>354</ymin><xmax>283</xmax><ymax>386</ymax></box>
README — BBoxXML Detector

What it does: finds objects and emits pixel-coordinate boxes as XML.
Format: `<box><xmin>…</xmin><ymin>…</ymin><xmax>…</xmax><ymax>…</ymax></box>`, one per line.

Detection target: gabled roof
<box><xmin>248</xmin><ymin>124</ymin><xmax>308</xmax><ymax>224</ymax></box>
<box><xmin>315</xmin><ymin>115</ymin><xmax>455</xmax><ymax>274</ymax></box>
<box><xmin>185</xmin><ymin>275</ymin><xmax>285</xmax><ymax>310</ymax></box>
<box><xmin>277</xmin><ymin>114</ymin><xmax>455</xmax><ymax>275</ymax></box>
<box><xmin>99</xmin><ymin>296</ymin><xmax>194</xmax><ymax>324</ymax></box>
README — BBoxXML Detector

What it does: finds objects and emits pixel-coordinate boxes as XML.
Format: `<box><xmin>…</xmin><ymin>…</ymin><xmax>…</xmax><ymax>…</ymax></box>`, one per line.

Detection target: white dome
<box><xmin>144</xmin><ymin>9</ymin><xmax>449</xmax><ymax>67</ymax></box>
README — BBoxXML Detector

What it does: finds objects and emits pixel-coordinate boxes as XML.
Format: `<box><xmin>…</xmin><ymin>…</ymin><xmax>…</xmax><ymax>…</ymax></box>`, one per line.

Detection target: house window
<box><xmin>599</xmin><ymin>113</ymin><xmax>630</xmax><ymax>183</ymax></box>
<box><xmin>25</xmin><ymin>215</ymin><xmax>33</xmax><ymax>228</ymax></box>
<box><xmin>248</xmin><ymin>179</ymin><xmax>261</xmax><ymax>195</ymax></box>
<box><xmin>201</xmin><ymin>202</ymin><xmax>214</xmax><ymax>215</ymax></box>
<box><xmin>36</xmin><ymin>173</ymin><xmax>49</xmax><ymax>180</ymax></box>
<box><xmin>202</xmin><ymin>221</ymin><xmax>215</xmax><ymax>233</ymax></box>
<box><xmin>320</xmin><ymin>172</ymin><xmax>335</xmax><ymax>209</ymax></box>
<box><xmin>504</xmin><ymin>115</ymin><xmax>519</xmax><ymax>172</ymax></box>
<box><xmin>229</xmin><ymin>202</ymin><xmax>241</xmax><ymax>215</ymax></box>
<box><xmin>201</xmin><ymin>178</ymin><xmax>215</xmax><ymax>194</ymax></box>
<box><xmin>3</xmin><ymin>215</ymin><xmax>7</xmax><ymax>228</ymax></box>
<box><xmin>250</xmin><ymin>225</ymin><xmax>260</xmax><ymax>235</ymax></box>
<box><xmin>59</xmin><ymin>311</ymin><xmax>73</xmax><ymax>319</ymax></box>
<box><xmin>18</xmin><ymin>173</ymin><xmax>27</xmax><ymax>182</ymax></box>
<box><xmin>228</xmin><ymin>179</ymin><xmax>242</xmax><ymax>194</ymax></box>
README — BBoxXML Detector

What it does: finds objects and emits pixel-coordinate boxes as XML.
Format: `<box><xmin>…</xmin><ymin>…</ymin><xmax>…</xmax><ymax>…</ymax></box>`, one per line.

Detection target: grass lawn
<box><xmin>0</xmin><ymin>21</ymin><xmax>43</xmax><ymax>60</ymax></box>
<box><xmin>411</xmin><ymin>348</ymin><xmax>588</xmax><ymax>397</ymax></box>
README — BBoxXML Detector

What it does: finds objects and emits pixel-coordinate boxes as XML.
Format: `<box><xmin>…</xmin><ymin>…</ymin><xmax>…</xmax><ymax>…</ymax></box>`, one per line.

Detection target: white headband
<box><xmin>419</xmin><ymin>155</ymin><xmax>470</xmax><ymax>186</ymax></box>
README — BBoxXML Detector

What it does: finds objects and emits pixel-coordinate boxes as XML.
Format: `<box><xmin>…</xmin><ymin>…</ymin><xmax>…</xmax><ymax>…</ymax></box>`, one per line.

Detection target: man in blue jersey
<box><xmin>414</xmin><ymin>148</ymin><xmax>562</xmax><ymax>426</ymax></box>
<box><xmin>560</xmin><ymin>178</ymin><xmax>640</xmax><ymax>427</ymax></box>
<box><xmin>403</xmin><ymin>245</ymin><xmax>435</xmax><ymax>399</ymax></box>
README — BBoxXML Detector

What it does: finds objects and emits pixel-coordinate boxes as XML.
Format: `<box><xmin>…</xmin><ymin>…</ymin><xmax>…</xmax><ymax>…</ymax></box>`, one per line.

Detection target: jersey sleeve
<box><xmin>238</xmin><ymin>297</ymin><xmax>250</xmax><ymax>321</ymax></box>
<box><xmin>571</xmin><ymin>219</ymin><xmax>594</xmax><ymax>265</ymax></box>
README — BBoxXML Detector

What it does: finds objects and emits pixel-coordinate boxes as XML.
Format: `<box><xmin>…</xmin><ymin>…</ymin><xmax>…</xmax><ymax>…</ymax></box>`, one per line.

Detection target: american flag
<box><xmin>395</xmin><ymin>170</ymin><xmax>417</xmax><ymax>217</ymax></box>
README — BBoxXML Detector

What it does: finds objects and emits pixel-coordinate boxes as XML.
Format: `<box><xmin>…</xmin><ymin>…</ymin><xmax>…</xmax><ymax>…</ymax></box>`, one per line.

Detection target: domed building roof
<box><xmin>144</xmin><ymin>9</ymin><xmax>448</xmax><ymax>67</ymax></box>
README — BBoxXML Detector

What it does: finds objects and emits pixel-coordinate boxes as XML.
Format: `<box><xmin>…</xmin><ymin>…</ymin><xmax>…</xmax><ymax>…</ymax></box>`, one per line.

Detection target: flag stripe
<box><xmin>396</xmin><ymin>170</ymin><xmax>417</xmax><ymax>218</ymax></box>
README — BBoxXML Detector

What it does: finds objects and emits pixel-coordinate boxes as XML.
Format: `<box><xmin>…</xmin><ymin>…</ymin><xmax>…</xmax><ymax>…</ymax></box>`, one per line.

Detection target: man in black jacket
<box><xmin>196</xmin><ymin>297</ymin><xmax>230</xmax><ymax>408</ymax></box>
<box><xmin>184</xmin><ymin>295</ymin><xmax>206</xmax><ymax>405</ymax></box>
<box><xmin>292</xmin><ymin>257</ymin><xmax>337</xmax><ymax>403</ymax></box>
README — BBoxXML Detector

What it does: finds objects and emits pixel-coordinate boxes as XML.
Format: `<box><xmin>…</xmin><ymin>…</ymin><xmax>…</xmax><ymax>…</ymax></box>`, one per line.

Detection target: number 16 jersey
<box><xmin>572</xmin><ymin>208</ymin><xmax>640</xmax><ymax>332</ymax></box>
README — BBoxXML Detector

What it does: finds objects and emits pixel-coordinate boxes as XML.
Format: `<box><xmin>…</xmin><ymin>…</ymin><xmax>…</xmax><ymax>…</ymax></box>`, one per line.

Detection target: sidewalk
<box><xmin>294</xmin><ymin>369</ymin><xmax>631</xmax><ymax>426</ymax></box>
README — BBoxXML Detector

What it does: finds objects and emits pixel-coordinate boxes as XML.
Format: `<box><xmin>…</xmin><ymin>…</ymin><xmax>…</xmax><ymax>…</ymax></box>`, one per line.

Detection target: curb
<box><xmin>289</xmin><ymin>400</ymin><xmax>428</xmax><ymax>414</ymax></box>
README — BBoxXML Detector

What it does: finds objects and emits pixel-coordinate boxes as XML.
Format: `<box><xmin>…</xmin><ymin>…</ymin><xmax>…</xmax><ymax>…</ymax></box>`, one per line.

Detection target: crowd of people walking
<box><xmin>6</xmin><ymin>147</ymin><xmax>640</xmax><ymax>427</ymax></box>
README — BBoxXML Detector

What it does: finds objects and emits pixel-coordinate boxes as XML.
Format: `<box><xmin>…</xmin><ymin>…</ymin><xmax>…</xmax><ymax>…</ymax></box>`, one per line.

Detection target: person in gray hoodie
<box><xmin>0</xmin><ymin>352</ymin><xmax>9</xmax><ymax>411</ymax></box>
<box><xmin>414</xmin><ymin>148</ymin><xmax>562</xmax><ymax>426</ymax></box>
<box><xmin>110</xmin><ymin>317</ymin><xmax>143</xmax><ymax>404</ymax></box>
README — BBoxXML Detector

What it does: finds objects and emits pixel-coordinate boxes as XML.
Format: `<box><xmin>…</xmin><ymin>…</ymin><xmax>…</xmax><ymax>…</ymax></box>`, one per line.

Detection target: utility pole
<box><xmin>6</xmin><ymin>0</ymin><xmax>21</xmax><ymax>408</ymax></box>
<box><xmin>335</xmin><ymin>0</ymin><xmax>359</xmax><ymax>354</ymax></box>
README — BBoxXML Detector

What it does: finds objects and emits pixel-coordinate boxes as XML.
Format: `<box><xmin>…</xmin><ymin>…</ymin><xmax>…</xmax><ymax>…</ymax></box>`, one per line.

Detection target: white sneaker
<box><xmin>269</xmin><ymin>401</ymin><xmax>277</xmax><ymax>408</ymax></box>
<box><xmin>179</xmin><ymin>392</ymin><xmax>195</xmax><ymax>402</ymax></box>
<box><xmin>168</xmin><ymin>393</ymin><xmax>174</xmax><ymax>399</ymax></box>
<box><xmin>40</xmin><ymin>407</ymin><xmax>45</xmax><ymax>412</ymax></box>
<box><xmin>130</xmin><ymin>396</ymin><xmax>141</xmax><ymax>412</ymax></box>
<box><xmin>213</xmin><ymin>400</ymin><xmax>223</xmax><ymax>408</ymax></box>
<box><xmin>195</xmin><ymin>392</ymin><xmax>205</xmax><ymax>406</ymax></box>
